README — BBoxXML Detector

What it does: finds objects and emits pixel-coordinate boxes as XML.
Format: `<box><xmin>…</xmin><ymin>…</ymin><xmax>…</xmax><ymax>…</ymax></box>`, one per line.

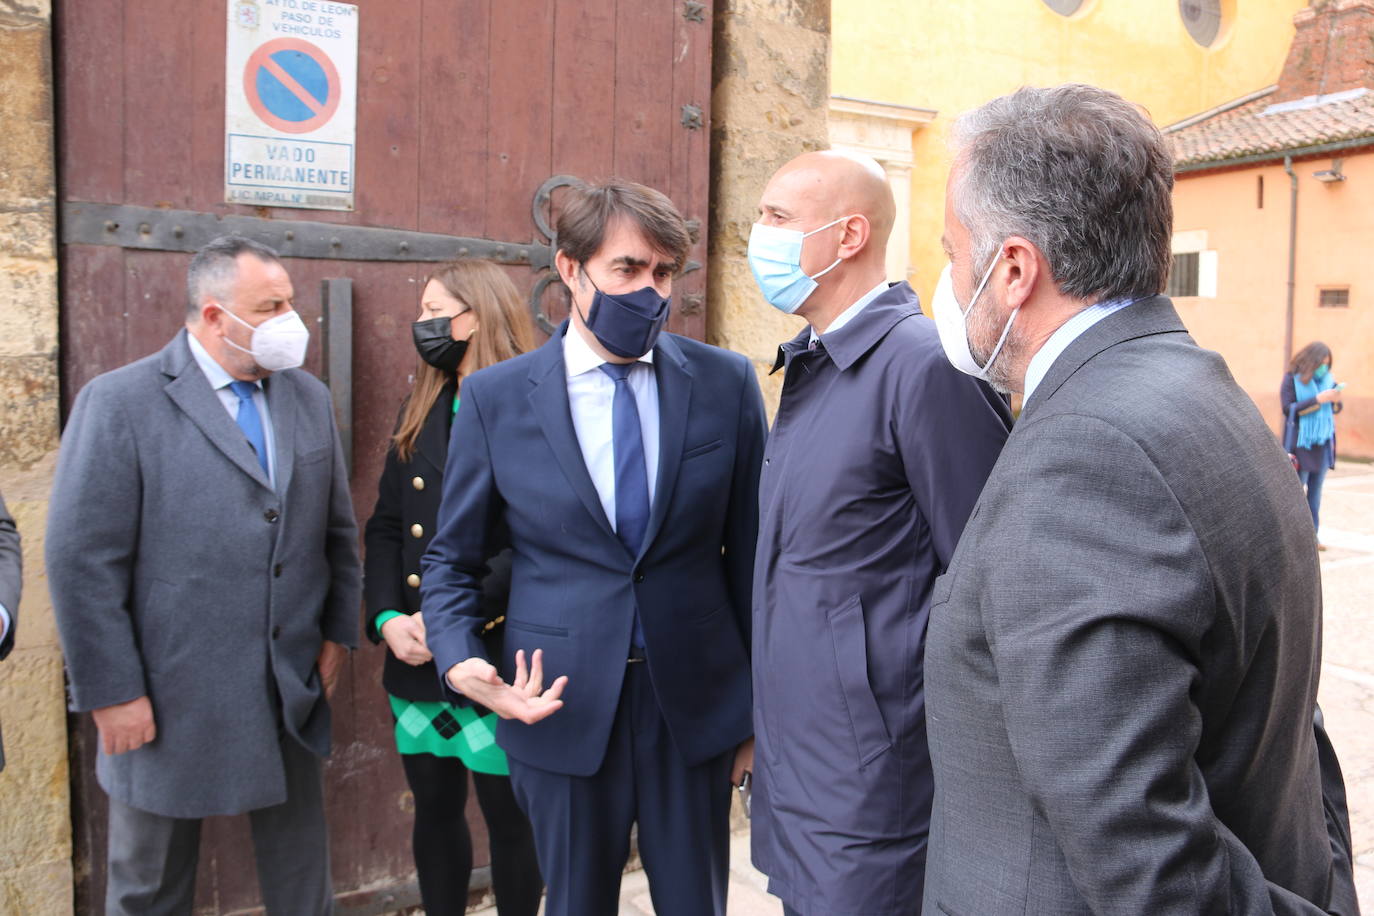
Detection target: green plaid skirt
<box><xmin>387</xmin><ymin>694</ymin><xmax>510</xmax><ymax>775</ymax></box>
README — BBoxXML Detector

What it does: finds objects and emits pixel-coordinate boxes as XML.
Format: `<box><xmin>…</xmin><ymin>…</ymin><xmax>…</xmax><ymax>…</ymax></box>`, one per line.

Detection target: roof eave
<box><xmin>1175</xmin><ymin>135</ymin><xmax>1374</xmax><ymax>174</ymax></box>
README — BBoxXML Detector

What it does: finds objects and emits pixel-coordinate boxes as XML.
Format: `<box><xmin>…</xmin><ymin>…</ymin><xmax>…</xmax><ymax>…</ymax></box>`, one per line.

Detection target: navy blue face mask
<box><xmin>575</xmin><ymin>269</ymin><xmax>671</xmax><ymax>359</ymax></box>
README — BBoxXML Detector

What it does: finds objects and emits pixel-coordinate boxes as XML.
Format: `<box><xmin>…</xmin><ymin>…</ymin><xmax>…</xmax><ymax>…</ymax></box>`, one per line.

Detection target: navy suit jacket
<box><xmin>422</xmin><ymin>325</ymin><xmax>767</xmax><ymax>777</ymax></box>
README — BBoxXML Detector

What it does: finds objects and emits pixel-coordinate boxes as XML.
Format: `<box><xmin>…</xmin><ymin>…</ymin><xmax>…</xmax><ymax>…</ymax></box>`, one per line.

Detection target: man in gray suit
<box><xmin>47</xmin><ymin>236</ymin><xmax>361</xmax><ymax>915</ymax></box>
<box><xmin>0</xmin><ymin>490</ymin><xmax>20</xmax><ymax>772</ymax></box>
<box><xmin>922</xmin><ymin>84</ymin><xmax>1357</xmax><ymax>914</ymax></box>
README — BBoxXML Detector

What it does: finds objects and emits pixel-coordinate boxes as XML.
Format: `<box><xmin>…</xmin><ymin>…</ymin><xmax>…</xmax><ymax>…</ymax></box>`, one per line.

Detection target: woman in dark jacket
<box><xmin>364</xmin><ymin>259</ymin><xmax>542</xmax><ymax>915</ymax></box>
<box><xmin>1281</xmin><ymin>340</ymin><xmax>1344</xmax><ymax>548</ymax></box>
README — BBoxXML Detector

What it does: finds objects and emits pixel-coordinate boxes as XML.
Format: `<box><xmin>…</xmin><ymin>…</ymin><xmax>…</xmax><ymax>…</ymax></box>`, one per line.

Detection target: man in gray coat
<box><xmin>47</xmin><ymin>236</ymin><xmax>361</xmax><ymax>915</ymax></box>
<box><xmin>923</xmin><ymin>84</ymin><xmax>1357</xmax><ymax>914</ymax></box>
<box><xmin>747</xmin><ymin>151</ymin><xmax>1011</xmax><ymax>915</ymax></box>
<box><xmin>0</xmin><ymin>489</ymin><xmax>20</xmax><ymax>772</ymax></box>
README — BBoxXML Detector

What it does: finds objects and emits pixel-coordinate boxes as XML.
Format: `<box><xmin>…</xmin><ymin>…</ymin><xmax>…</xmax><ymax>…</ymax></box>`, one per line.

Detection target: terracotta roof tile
<box><xmin>1167</xmin><ymin>87</ymin><xmax>1374</xmax><ymax>168</ymax></box>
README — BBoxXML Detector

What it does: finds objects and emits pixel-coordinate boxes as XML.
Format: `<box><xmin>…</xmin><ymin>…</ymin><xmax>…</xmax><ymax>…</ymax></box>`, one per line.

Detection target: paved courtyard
<box><xmin>472</xmin><ymin>462</ymin><xmax>1374</xmax><ymax>915</ymax></box>
<box><xmin>1309</xmin><ymin>462</ymin><xmax>1374</xmax><ymax>910</ymax></box>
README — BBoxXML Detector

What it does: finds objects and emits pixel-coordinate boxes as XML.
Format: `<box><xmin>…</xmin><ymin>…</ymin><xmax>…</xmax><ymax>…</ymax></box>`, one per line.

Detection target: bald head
<box><xmin>761</xmin><ymin>150</ymin><xmax>896</xmax><ymax>255</ymax></box>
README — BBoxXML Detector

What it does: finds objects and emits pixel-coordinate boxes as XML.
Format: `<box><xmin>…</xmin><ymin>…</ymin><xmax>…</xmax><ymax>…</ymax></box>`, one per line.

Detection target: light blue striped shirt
<box><xmin>1022</xmin><ymin>298</ymin><xmax>1138</xmax><ymax>405</ymax></box>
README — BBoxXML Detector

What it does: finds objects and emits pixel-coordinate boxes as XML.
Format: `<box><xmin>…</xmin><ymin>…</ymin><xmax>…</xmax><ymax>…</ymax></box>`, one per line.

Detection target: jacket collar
<box><xmin>160</xmin><ymin>330</ymin><xmax>277</xmax><ymax>492</ymax></box>
<box><xmin>1020</xmin><ymin>295</ymin><xmax>1189</xmax><ymax>420</ymax></box>
<box><xmin>770</xmin><ymin>282</ymin><xmax>921</xmax><ymax>374</ymax></box>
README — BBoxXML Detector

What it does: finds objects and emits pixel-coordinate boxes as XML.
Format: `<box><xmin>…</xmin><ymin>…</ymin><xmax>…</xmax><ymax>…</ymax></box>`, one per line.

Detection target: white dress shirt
<box><xmin>810</xmin><ymin>280</ymin><xmax>891</xmax><ymax>346</ymax></box>
<box><xmin>187</xmin><ymin>332</ymin><xmax>277</xmax><ymax>487</ymax></box>
<box><xmin>563</xmin><ymin>324</ymin><xmax>660</xmax><ymax>528</ymax></box>
<box><xmin>1022</xmin><ymin>297</ymin><xmax>1138</xmax><ymax>405</ymax></box>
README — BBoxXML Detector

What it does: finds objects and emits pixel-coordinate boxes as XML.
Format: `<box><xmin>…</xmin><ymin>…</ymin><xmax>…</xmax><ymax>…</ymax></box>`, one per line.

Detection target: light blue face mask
<box><xmin>747</xmin><ymin>216</ymin><xmax>850</xmax><ymax>313</ymax></box>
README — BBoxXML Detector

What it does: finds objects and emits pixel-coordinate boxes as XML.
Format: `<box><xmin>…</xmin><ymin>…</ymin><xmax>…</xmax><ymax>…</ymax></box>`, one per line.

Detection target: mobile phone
<box><xmin>736</xmin><ymin>770</ymin><xmax>752</xmax><ymax>819</ymax></box>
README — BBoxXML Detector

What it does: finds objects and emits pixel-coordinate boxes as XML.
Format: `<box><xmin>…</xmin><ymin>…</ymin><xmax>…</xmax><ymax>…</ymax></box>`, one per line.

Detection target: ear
<box><xmin>554</xmin><ymin>249</ymin><xmax>581</xmax><ymax>290</ymax></box>
<box><xmin>198</xmin><ymin>298</ymin><xmax>224</xmax><ymax>327</ymax></box>
<box><xmin>999</xmin><ymin>236</ymin><xmax>1042</xmax><ymax>311</ymax></box>
<box><xmin>837</xmin><ymin>214</ymin><xmax>871</xmax><ymax>260</ymax></box>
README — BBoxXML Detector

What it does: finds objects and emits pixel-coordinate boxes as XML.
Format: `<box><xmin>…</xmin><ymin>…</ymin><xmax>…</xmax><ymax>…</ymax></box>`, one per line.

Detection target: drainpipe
<box><xmin>1283</xmin><ymin>155</ymin><xmax>1298</xmax><ymax>369</ymax></box>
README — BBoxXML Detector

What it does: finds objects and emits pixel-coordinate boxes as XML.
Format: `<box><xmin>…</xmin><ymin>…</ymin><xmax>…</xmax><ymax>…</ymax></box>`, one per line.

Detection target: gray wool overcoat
<box><xmin>47</xmin><ymin>330</ymin><xmax>361</xmax><ymax>818</ymax></box>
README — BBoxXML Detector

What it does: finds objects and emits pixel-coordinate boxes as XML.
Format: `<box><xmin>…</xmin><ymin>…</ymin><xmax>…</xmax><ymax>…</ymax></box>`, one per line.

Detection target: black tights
<box><xmin>400</xmin><ymin>752</ymin><xmax>544</xmax><ymax>916</ymax></box>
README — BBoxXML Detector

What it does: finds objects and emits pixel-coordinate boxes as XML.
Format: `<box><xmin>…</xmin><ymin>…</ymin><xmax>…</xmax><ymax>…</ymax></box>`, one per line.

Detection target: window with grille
<box><xmin>1319</xmin><ymin>288</ymin><xmax>1350</xmax><ymax>309</ymax></box>
<box><xmin>1167</xmin><ymin>252</ymin><xmax>1200</xmax><ymax>298</ymax></box>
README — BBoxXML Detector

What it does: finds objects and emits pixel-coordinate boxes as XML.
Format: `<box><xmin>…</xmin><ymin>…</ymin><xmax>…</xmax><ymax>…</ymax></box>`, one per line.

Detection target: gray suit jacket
<box><xmin>46</xmin><ymin>331</ymin><xmax>361</xmax><ymax>818</ymax></box>
<box><xmin>924</xmin><ymin>297</ymin><xmax>1352</xmax><ymax>914</ymax></box>
<box><xmin>0</xmin><ymin>490</ymin><xmax>20</xmax><ymax>771</ymax></box>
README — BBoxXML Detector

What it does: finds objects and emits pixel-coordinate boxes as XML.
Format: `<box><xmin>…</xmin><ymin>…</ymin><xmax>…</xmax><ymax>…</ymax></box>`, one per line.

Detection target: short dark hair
<box><xmin>186</xmin><ymin>235</ymin><xmax>282</xmax><ymax>318</ymax></box>
<box><xmin>951</xmin><ymin>84</ymin><xmax>1174</xmax><ymax>303</ymax></box>
<box><xmin>555</xmin><ymin>179</ymin><xmax>692</xmax><ymax>273</ymax></box>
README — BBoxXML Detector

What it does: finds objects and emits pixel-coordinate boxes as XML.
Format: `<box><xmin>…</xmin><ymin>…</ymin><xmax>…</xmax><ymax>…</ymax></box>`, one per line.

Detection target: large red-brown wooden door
<box><xmin>54</xmin><ymin>1</ymin><xmax>712</xmax><ymax>911</ymax></box>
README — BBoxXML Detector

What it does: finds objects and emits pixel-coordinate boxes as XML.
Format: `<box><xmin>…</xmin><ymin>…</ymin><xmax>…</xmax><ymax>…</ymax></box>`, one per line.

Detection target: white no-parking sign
<box><xmin>225</xmin><ymin>0</ymin><xmax>358</xmax><ymax>210</ymax></box>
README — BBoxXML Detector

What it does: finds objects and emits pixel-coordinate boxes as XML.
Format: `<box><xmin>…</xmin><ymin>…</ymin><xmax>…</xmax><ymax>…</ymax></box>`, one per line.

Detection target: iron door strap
<box><xmin>63</xmin><ymin>174</ymin><xmax>702</xmax><ymax>337</ymax></box>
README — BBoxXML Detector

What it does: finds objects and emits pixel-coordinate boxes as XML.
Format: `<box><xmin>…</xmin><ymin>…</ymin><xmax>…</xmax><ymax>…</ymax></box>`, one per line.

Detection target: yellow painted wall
<box><xmin>1174</xmin><ymin>154</ymin><xmax>1374</xmax><ymax>460</ymax></box>
<box><xmin>832</xmin><ymin>0</ymin><xmax>1308</xmax><ymax>306</ymax></box>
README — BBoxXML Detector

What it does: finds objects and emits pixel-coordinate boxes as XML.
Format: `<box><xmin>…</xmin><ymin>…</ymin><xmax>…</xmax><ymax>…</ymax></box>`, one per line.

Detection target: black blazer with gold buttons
<box><xmin>364</xmin><ymin>382</ymin><xmax>509</xmax><ymax>702</ymax></box>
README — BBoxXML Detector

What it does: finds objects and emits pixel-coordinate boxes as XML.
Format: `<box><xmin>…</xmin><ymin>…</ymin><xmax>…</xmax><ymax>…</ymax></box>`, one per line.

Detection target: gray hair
<box><xmin>950</xmin><ymin>84</ymin><xmax>1174</xmax><ymax>303</ymax></box>
<box><xmin>186</xmin><ymin>235</ymin><xmax>282</xmax><ymax>319</ymax></box>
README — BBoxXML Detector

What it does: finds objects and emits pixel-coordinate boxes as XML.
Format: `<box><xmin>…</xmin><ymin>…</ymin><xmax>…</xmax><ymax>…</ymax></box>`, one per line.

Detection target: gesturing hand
<box><xmin>381</xmin><ymin>613</ymin><xmax>433</xmax><ymax>666</ymax></box>
<box><xmin>92</xmin><ymin>695</ymin><xmax>157</xmax><ymax>755</ymax></box>
<box><xmin>445</xmin><ymin>648</ymin><xmax>568</xmax><ymax>724</ymax></box>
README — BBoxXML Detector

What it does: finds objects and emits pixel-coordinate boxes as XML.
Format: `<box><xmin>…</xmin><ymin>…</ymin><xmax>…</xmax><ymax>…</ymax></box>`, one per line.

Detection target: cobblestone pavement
<box><xmin>472</xmin><ymin>462</ymin><xmax>1374</xmax><ymax>915</ymax></box>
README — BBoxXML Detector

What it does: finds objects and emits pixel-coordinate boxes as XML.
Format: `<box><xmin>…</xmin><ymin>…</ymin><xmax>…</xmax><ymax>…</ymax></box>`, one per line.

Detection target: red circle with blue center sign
<box><xmin>243</xmin><ymin>38</ymin><xmax>341</xmax><ymax>135</ymax></box>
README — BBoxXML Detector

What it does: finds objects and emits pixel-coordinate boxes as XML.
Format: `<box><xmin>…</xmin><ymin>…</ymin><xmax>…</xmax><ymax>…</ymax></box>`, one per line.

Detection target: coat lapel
<box><xmin>264</xmin><ymin>372</ymin><xmax>296</xmax><ymax>496</ymax></box>
<box><xmin>527</xmin><ymin>329</ymin><xmax>617</xmax><ymax>540</ymax></box>
<box><xmin>161</xmin><ymin>331</ymin><xmax>274</xmax><ymax>491</ymax></box>
<box><xmin>640</xmin><ymin>333</ymin><xmax>691</xmax><ymax>560</ymax></box>
<box><xmin>414</xmin><ymin>382</ymin><xmax>454</xmax><ymax>476</ymax></box>
<box><xmin>1021</xmin><ymin>295</ymin><xmax>1189</xmax><ymax>421</ymax></box>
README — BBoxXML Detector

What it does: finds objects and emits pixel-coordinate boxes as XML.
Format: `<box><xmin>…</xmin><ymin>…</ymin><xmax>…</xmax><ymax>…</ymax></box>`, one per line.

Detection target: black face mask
<box><xmin>412</xmin><ymin>316</ymin><xmax>470</xmax><ymax>373</ymax></box>
<box><xmin>576</xmin><ymin>271</ymin><xmax>671</xmax><ymax>359</ymax></box>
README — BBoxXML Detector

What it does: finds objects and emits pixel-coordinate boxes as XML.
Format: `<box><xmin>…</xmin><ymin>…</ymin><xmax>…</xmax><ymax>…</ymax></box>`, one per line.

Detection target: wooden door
<box><xmin>54</xmin><ymin>1</ymin><xmax>712</xmax><ymax>911</ymax></box>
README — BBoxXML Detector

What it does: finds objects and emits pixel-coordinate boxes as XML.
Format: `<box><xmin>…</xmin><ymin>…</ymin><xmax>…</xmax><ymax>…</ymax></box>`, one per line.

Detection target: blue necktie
<box><xmin>229</xmin><ymin>381</ymin><xmax>270</xmax><ymax>479</ymax></box>
<box><xmin>600</xmin><ymin>363</ymin><xmax>650</xmax><ymax>648</ymax></box>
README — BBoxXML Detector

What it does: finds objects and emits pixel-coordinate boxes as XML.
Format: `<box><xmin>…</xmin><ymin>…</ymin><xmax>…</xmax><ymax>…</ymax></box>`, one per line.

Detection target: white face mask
<box><xmin>219</xmin><ymin>306</ymin><xmax>310</xmax><ymax>372</ymax></box>
<box><xmin>929</xmin><ymin>254</ymin><xmax>1018</xmax><ymax>383</ymax></box>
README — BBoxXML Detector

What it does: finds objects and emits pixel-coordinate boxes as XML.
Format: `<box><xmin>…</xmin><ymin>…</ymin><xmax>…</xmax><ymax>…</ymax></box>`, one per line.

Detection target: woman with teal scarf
<box><xmin>1281</xmin><ymin>341</ymin><xmax>1344</xmax><ymax>547</ymax></box>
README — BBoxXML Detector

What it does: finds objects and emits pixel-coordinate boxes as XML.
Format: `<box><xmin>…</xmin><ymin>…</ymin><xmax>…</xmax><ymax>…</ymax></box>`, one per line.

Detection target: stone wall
<box><xmin>0</xmin><ymin>0</ymin><xmax>73</xmax><ymax>911</ymax></box>
<box><xmin>709</xmin><ymin>0</ymin><xmax>831</xmax><ymax>414</ymax></box>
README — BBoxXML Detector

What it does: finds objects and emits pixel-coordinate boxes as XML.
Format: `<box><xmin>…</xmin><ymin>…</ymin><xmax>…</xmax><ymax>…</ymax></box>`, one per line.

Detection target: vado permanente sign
<box><xmin>225</xmin><ymin>0</ymin><xmax>358</xmax><ymax>211</ymax></box>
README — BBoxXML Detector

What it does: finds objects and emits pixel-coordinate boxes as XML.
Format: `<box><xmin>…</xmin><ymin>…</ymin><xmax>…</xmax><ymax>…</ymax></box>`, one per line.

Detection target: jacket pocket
<box><xmin>682</xmin><ymin>438</ymin><xmax>724</xmax><ymax>460</ymax></box>
<box><xmin>298</xmin><ymin>445</ymin><xmax>331</xmax><ymax>465</ymax></box>
<box><xmin>931</xmin><ymin>571</ymin><xmax>954</xmax><ymax>608</ymax></box>
<box><xmin>505</xmin><ymin>618</ymin><xmax>570</xmax><ymax>638</ymax></box>
<box><xmin>827</xmin><ymin>594</ymin><xmax>892</xmax><ymax>768</ymax></box>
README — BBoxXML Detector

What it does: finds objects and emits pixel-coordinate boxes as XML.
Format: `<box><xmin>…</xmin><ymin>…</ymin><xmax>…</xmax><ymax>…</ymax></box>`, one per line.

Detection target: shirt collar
<box><xmin>809</xmin><ymin>280</ymin><xmax>891</xmax><ymax>345</ymax></box>
<box><xmin>562</xmin><ymin>322</ymin><xmax>655</xmax><ymax>379</ymax></box>
<box><xmin>186</xmin><ymin>330</ymin><xmax>249</xmax><ymax>391</ymax></box>
<box><xmin>1021</xmin><ymin>297</ymin><xmax>1138</xmax><ymax>404</ymax></box>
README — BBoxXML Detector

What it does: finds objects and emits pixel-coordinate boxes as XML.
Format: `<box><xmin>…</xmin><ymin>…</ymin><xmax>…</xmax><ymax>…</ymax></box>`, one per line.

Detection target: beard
<box><xmin>966</xmin><ymin>286</ymin><xmax>1025</xmax><ymax>395</ymax></box>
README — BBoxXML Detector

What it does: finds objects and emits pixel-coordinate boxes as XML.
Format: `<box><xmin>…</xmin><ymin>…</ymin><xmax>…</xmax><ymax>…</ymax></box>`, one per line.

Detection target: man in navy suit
<box><xmin>423</xmin><ymin>179</ymin><xmax>767</xmax><ymax>915</ymax></box>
